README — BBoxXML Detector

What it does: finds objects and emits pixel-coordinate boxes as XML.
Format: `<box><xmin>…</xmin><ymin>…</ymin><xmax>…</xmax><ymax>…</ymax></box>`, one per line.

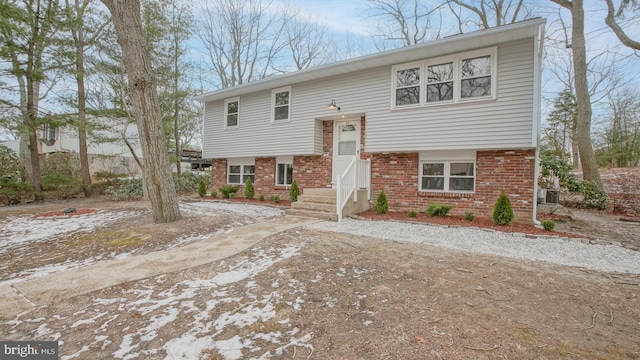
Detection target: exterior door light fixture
<box><xmin>327</xmin><ymin>99</ymin><xmax>341</xmax><ymax>111</ymax></box>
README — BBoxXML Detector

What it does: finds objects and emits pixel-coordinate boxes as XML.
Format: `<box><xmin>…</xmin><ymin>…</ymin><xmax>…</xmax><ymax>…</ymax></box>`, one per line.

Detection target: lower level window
<box><xmin>421</xmin><ymin>161</ymin><xmax>475</xmax><ymax>192</ymax></box>
<box><xmin>228</xmin><ymin>164</ymin><xmax>255</xmax><ymax>184</ymax></box>
<box><xmin>276</xmin><ymin>163</ymin><xmax>293</xmax><ymax>185</ymax></box>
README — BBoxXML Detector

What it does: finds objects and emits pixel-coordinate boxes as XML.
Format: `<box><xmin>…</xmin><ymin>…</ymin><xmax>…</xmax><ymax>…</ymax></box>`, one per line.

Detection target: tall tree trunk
<box><xmin>74</xmin><ymin>21</ymin><xmax>93</xmax><ymax>197</ymax></box>
<box><xmin>552</xmin><ymin>0</ymin><xmax>602</xmax><ymax>186</ymax></box>
<box><xmin>569</xmin><ymin>0</ymin><xmax>601</xmax><ymax>186</ymax></box>
<box><xmin>101</xmin><ymin>0</ymin><xmax>181</xmax><ymax>223</ymax></box>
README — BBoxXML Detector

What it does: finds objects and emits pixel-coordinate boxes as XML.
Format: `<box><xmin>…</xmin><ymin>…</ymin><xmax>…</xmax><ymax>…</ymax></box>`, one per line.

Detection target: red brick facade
<box><xmin>210</xmin><ymin>116</ymin><xmax>536</xmax><ymax>221</ymax></box>
<box><xmin>370</xmin><ymin>149</ymin><xmax>536</xmax><ymax>222</ymax></box>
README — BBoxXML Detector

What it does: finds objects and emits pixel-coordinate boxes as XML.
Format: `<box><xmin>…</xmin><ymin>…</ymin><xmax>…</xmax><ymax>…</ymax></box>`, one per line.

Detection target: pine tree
<box><xmin>244</xmin><ymin>177</ymin><xmax>255</xmax><ymax>199</ymax></box>
<box><xmin>375</xmin><ymin>190</ymin><xmax>389</xmax><ymax>214</ymax></box>
<box><xmin>493</xmin><ymin>191</ymin><xmax>514</xmax><ymax>225</ymax></box>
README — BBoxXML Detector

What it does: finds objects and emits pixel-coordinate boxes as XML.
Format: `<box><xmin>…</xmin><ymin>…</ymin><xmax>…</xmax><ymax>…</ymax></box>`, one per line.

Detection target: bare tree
<box><xmin>604</xmin><ymin>0</ymin><xmax>640</xmax><ymax>50</ymax></box>
<box><xmin>281</xmin><ymin>15</ymin><xmax>331</xmax><ymax>71</ymax></box>
<box><xmin>447</xmin><ymin>0</ymin><xmax>534</xmax><ymax>30</ymax></box>
<box><xmin>550</xmin><ymin>0</ymin><xmax>601</xmax><ymax>187</ymax></box>
<box><xmin>196</xmin><ymin>0</ymin><xmax>287</xmax><ymax>88</ymax></box>
<box><xmin>100</xmin><ymin>0</ymin><xmax>181</xmax><ymax>223</ymax></box>
<box><xmin>366</xmin><ymin>0</ymin><xmax>443</xmax><ymax>49</ymax></box>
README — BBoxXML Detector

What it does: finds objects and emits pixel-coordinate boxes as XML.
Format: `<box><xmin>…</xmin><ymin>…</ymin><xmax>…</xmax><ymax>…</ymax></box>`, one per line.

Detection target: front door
<box><xmin>332</xmin><ymin>119</ymin><xmax>361</xmax><ymax>186</ymax></box>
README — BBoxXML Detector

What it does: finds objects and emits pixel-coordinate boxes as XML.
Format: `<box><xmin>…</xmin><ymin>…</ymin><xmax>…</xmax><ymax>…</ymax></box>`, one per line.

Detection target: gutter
<box><xmin>531</xmin><ymin>21</ymin><xmax>546</xmax><ymax>228</ymax></box>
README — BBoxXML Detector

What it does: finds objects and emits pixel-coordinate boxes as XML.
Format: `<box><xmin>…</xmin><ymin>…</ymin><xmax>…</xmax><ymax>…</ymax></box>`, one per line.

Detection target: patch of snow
<box><xmin>0</xmin><ymin>210</ymin><xmax>143</xmax><ymax>253</ymax></box>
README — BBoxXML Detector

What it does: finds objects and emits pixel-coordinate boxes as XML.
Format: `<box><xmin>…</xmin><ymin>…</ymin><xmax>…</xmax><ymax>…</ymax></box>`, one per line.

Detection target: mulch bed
<box><xmin>196</xmin><ymin>196</ymin><xmax>292</xmax><ymax>207</ymax></box>
<box><xmin>356</xmin><ymin>209</ymin><xmax>589</xmax><ymax>239</ymax></box>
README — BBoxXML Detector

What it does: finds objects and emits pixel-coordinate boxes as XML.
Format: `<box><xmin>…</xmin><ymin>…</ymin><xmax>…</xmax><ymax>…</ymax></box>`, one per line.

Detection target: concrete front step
<box><xmin>291</xmin><ymin>201</ymin><xmax>336</xmax><ymax>213</ymax></box>
<box><xmin>297</xmin><ymin>194</ymin><xmax>336</xmax><ymax>205</ymax></box>
<box><xmin>302</xmin><ymin>188</ymin><xmax>336</xmax><ymax>197</ymax></box>
<box><xmin>285</xmin><ymin>208</ymin><xmax>338</xmax><ymax>221</ymax></box>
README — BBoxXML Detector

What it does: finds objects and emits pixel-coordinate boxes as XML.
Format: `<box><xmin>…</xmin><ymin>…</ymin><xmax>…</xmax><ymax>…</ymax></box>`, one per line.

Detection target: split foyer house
<box><xmin>197</xmin><ymin>18</ymin><xmax>546</xmax><ymax>223</ymax></box>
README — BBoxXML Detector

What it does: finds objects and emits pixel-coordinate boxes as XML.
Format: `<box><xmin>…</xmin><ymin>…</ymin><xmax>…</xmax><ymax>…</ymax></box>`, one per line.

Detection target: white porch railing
<box><xmin>336</xmin><ymin>157</ymin><xmax>371</xmax><ymax>221</ymax></box>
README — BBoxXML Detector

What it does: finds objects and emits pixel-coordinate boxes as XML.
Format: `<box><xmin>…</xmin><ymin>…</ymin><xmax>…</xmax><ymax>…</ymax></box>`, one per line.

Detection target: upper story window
<box><xmin>42</xmin><ymin>124</ymin><xmax>56</xmax><ymax>142</ymax></box>
<box><xmin>224</xmin><ymin>97</ymin><xmax>239</xmax><ymax>128</ymax></box>
<box><xmin>426</xmin><ymin>62</ymin><xmax>454</xmax><ymax>103</ymax></box>
<box><xmin>461</xmin><ymin>55</ymin><xmax>492</xmax><ymax>98</ymax></box>
<box><xmin>392</xmin><ymin>47</ymin><xmax>496</xmax><ymax>109</ymax></box>
<box><xmin>394</xmin><ymin>64</ymin><xmax>421</xmax><ymax>106</ymax></box>
<box><xmin>272</xmin><ymin>86</ymin><xmax>291</xmax><ymax>123</ymax></box>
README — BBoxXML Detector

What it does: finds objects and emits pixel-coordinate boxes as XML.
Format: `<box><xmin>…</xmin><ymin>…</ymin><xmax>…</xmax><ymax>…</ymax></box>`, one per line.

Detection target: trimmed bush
<box><xmin>210</xmin><ymin>190</ymin><xmax>217</xmax><ymax>198</ymax></box>
<box><xmin>426</xmin><ymin>202</ymin><xmax>453</xmax><ymax>217</ymax></box>
<box><xmin>273</xmin><ymin>195</ymin><xmax>281</xmax><ymax>203</ymax></box>
<box><xmin>493</xmin><ymin>191</ymin><xmax>515</xmax><ymax>225</ymax></box>
<box><xmin>375</xmin><ymin>190</ymin><xmax>389</xmax><ymax>214</ymax></box>
<box><xmin>290</xmin><ymin>180</ymin><xmax>300</xmax><ymax>202</ymax></box>
<box><xmin>408</xmin><ymin>210</ymin><xmax>417</xmax><ymax>218</ymax></box>
<box><xmin>219</xmin><ymin>185</ymin><xmax>239</xmax><ymax>199</ymax></box>
<box><xmin>259</xmin><ymin>194</ymin><xmax>265</xmax><ymax>201</ymax></box>
<box><xmin>244</xmin><ymin>178</ymin><xmax>255</xmax><ymax>199</ymax></box>
<box><xmin>198</xmin><ymin>180</ymin><xmax>207</xmax><ymax>197</ymax></box>
<box><xmin>542</xmin><ymin>219</ymin><xmax>555</xmax><ymax>231</ymax></box>
<box><xmin>465</xmin><ymin>213</ymin><xmax>475</xmax><ymax>221</ymax></box>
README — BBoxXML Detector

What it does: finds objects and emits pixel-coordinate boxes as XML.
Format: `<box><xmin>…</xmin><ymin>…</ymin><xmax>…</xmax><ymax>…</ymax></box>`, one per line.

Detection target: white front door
<box><xmin>332</xmin><ymin>119</ymin><xmax>361</xmax><ymax>186</ymax></box>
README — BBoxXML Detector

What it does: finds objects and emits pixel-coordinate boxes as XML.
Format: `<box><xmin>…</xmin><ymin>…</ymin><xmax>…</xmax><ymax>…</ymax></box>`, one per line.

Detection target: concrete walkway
<box><xmin>0</xmin><ymin>215</ymin><xmax>320</xmax><ymax>319</ymax></box>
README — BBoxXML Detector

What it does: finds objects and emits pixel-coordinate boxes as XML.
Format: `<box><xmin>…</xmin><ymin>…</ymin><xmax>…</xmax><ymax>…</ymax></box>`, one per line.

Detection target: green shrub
<box><xmin>198</xmin><ymin>180</ymin><xmax>207</xmax><ymax>197</ymax></box>
<box><xmin>273</xmin><ymin>195</ymin><xmax>281</xmax><ymax>203</ymax></box>
<box><xmin>244</xmin><ymin>178</ymin><xmax>255</xmax><ymax>199</ymax></box>
<box><xmin>219</xmin><ymin>184</ymin><xmax>239</xmax><ymax>199</ymax></box>
<box><xmin>426</xmin><ymin>202</ymin><xmax>453</xmax><ymax>217</ymax></box>
<box><xmin>290</xmin><ymin>180</ymin><xmax>300</xmax><ymax>202</ymax></box>
<box><xmin>0</xmin><ymin>178</ymin><xmax>34</xmax><ymax>205</ymax></box>
<box><xmin>259</xmin><ymin>194</ymin><xmax>265</xmax><ymax>201</ymax></box>
<box><xmin>210</xmin><ymin>190</ymin><xmax>217</xmax><ymax>198</ymax></box>
<box><xmin>375</xmin><ymin>190</ymin><xmax>389</xmax><ymax>214</ymax></box>
<box><xmin>408</xmin><ymin>210</ymin><xmax>417</xmax><ymax>218</ymax></box>
<box><xmin>41</xmin><ymin>175</ymin><xmax>84</xmax><ymax>200</ymax></box>
<box><xmin>465</xmin><ymin>213</ymin><xmax>475</xmax><ymax>221</ymax></box>
<box><xmin>542</xmin><ymin>219</ymin><xmax>555</xmax><ymax>231</ymax></box>
<box><xmin>173</xmin><ymin>172</ymin><xmax>211</xmax><ymax>193</ymax></box>
<box><xmin>493</xmin><ymin>191</ymin><xmax>515</xmax><ymax>225</ymax></box>
<box><xmin>580</xmin><ymin>181</ymin><xmax>609</xmax><ymax>210</ymax></box>
<box><xmin>105</xmin><ymin>179</ymin><xmax>143</xmax><ymax>200</ymax></box>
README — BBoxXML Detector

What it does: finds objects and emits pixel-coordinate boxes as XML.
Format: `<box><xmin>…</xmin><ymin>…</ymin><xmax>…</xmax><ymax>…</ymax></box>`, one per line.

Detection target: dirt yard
<box><xmin>1</xmin><ymin>196</ymin><xmax>639</xmax><ymax>359</ymax></box>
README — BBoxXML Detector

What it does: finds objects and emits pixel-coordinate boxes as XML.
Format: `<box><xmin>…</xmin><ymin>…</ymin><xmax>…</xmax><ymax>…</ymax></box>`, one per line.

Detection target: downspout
<box><xmin>532</xmin><ymin>21</ymin><xmax>546</xmax><ymax>228</ymax></box>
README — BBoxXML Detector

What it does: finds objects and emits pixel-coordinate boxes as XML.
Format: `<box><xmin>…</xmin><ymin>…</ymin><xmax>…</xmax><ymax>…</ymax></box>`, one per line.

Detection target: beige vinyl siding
<box><xmin>365</xmin><ymin>38</ymin><xmax>535</xmax><ymax>152</ymax></box>
<box><xmin>202</xmin><ymin>38</ymin><xmax>535</xmax><ymax>158</ymax></box>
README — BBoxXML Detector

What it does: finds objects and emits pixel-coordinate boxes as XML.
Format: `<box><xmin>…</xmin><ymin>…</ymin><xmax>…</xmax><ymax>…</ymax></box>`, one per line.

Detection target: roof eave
<box><xmin>194</xmin><ymin>18</ymin><xmax>546</xmax><ymax>103</ymax></box>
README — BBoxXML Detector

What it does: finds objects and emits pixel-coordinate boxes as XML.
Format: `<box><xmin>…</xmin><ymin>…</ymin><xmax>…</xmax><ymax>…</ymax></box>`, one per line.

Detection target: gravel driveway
<box><xmin>308</xmin><ymin>218</ymin><xmax>640</xmax><ymax>274</ymax></box>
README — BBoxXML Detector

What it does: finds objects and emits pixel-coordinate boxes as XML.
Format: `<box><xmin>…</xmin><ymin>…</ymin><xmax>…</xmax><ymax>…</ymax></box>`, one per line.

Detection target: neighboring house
<box><xmin>197</xmin><ymin>18</ymin><xmax>546</xmax><ymax>223</ymax></box>
<box><xmin>2</xmin><ymin>117</ymin><xmax>144</xmax><ymax>177</ymax></box>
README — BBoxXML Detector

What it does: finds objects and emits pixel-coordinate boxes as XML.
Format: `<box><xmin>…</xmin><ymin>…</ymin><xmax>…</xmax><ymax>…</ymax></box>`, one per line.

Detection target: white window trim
<box><xmin>390</xmin><ymin>61</ymin><xmax>423</xmax><ymax>109</ymax></box>
<box><xmin>391</xmin><ymin>47</ymin><xmax>497</xmax><ymax>110</ymax></box>
<box><xmin>227</xmin><ymin>157</ymin><xmax>255</xmax><ymax>184</ymax></box>
<box><xmin>224</xmin><ymin>97</ymin><xmax>240</xmax><ymax>129</ymax></box>
<box><xmin>275</xmin><ymin>156</ymin><xmax>294</xmax><ymax>186</ymax></box>
<box><xmin>271</xmin><ymin>86</ymin><xmax>291</xmax><ymax>124</ymax></box>
<box><xmin>418</xmin><ymin>151</ymin><xmax>476</xmax><ymax>193</ymax></box>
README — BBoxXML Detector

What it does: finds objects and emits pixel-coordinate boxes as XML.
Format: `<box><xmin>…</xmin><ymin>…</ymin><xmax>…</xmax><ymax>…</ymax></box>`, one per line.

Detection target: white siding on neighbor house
<box><xmin>202</xmin><ymin>38</ymin><xmax>536</xmax><ymax>158</ymax></box>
